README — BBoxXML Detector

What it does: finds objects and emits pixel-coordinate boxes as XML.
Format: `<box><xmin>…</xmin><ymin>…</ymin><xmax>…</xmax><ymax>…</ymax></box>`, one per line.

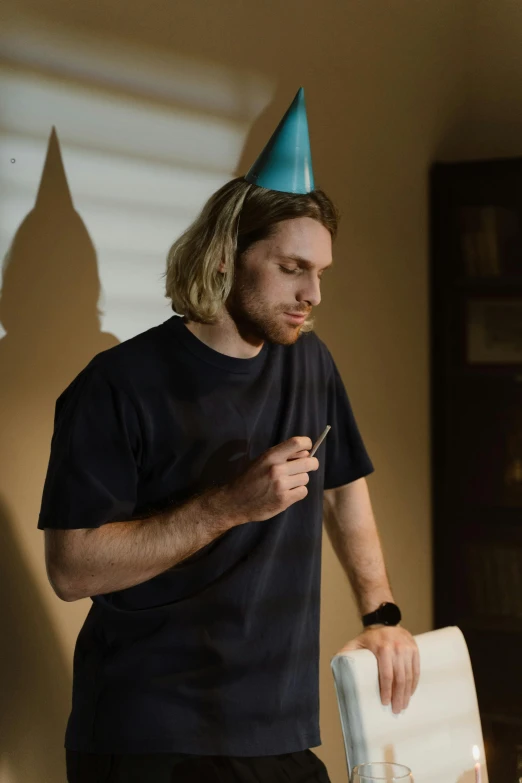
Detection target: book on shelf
<box><xmin>467</xmin><ymin>542</ymin><xmax>522</xmax><ymax>619</ymax></box>
<box><xmin>459</xmin><ymin>205</ymin><xmax>522</xmax><ymax>278</ymax></box>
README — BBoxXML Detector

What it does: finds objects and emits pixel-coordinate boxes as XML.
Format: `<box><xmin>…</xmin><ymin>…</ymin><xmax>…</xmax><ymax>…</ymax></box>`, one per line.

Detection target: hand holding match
<box><xmin>310</xmin><ymin>425</ymin><xmax>331</xmax><ymax>457</ymax></box>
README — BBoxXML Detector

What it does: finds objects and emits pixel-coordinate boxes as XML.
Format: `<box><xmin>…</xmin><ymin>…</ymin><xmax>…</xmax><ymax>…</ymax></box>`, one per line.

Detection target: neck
<box><xmin>182</xmin><ymin>313</ymin><xmax>264</xmax><ymax>360</ymax></box>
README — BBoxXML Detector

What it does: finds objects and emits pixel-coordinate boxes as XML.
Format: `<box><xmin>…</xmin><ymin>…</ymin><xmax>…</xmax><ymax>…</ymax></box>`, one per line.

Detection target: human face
<box><xmin>225</xmin><ymin>217</ymin><xmax>333</xmax><ymax>346</ymax></box>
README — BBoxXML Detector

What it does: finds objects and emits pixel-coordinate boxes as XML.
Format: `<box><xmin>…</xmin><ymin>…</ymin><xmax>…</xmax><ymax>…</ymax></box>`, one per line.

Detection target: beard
<box><xmin>225</xmin><ymin>273</ymin><xmax>311</xmax><ymax>347</ymax></box>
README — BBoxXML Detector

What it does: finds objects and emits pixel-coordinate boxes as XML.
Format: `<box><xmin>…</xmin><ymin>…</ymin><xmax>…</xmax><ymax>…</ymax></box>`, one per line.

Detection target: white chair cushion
<box><xmin>331</xmin><ymin>626</ymin><xmax>488</xmax><ymax>783</ymax></box>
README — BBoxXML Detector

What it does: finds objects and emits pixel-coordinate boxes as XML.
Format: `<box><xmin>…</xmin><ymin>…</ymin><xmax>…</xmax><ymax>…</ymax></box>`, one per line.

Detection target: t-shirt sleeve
<box><xmin>323</xmin><ymin>351</ymin><xmax>374</xmax><ymax>490</ymax></box>
<box><xmin>38</xmin><ymin>365</ymin><xmax>141</xmax><ymax>530</ymax></box>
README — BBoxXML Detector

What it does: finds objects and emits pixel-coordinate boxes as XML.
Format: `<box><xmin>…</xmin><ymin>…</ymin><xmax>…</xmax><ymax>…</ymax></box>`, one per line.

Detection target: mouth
<box><xmin>284</xmin><ymin>312</ymin><xmax>308</xmax><ymax>324</ymax></box>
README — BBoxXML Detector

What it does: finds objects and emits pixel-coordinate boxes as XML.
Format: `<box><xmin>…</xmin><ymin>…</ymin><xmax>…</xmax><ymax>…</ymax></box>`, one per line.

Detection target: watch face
<box><xmin>380</xmin><ymin>603</ymin><xmax>402</xmax><ymax>625</ymax></box>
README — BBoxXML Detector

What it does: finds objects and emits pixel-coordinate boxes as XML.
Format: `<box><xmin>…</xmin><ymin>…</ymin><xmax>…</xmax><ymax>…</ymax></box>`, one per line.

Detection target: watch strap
<box><xmin>362</xmin><ymin>602</ymin><xmax>402</xmax><ymax>628</ymax></box>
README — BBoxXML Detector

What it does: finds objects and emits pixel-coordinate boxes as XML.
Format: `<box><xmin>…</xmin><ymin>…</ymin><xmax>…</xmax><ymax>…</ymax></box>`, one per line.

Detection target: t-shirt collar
<box><xmin>166</xmin><ymin>315</ymin><xmax>269</xmax><ymax>374</ymax></box>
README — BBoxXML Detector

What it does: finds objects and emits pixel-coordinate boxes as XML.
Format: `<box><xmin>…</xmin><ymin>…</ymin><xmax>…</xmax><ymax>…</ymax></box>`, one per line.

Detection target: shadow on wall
<box><xmin>0</xmin><ymin>128</ymin><xmax>119</xmax><ymax>781</ymax></box>
<box><xmin>234</xmin><ymin>81</ymin><xmax>290</xmax><ymax>180</ymax></box>
<box><xmin>0</xmin><ymin>498</ymin><xmax>70</xmax><ymax>782</ymax></box>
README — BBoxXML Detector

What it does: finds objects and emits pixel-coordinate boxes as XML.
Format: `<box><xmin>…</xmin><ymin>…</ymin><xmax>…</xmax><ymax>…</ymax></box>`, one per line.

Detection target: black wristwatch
<box><xmin>362</xmin><ymin>602</ymin><xmax>402</xmax><ymax>628</ymax></box>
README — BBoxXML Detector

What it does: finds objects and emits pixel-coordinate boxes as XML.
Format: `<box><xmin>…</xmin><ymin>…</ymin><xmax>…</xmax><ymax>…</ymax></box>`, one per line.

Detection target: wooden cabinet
<box><xmin>430</xmin><ymin>158</ymin><xmax>522</xmax><ymax>783</ymax></box>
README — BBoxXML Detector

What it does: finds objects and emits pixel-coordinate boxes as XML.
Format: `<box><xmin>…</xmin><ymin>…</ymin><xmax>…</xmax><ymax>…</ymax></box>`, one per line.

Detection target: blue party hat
<box><xmin>244</xmin><ymin>87</ymin><xmax>315</xmax><ymax>194</ymax></box>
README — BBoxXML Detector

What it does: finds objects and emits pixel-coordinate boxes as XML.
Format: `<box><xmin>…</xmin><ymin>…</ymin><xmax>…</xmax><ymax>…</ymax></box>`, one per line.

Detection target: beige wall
<box><xmin>0</xmin><ymin>1</ymin><xmax>500</xmax><ymax>781</ymax></box>
<box><xmin>443</xmin><ymin>0</ymin><xmax>522</xmax><ymax>161</ymax></box>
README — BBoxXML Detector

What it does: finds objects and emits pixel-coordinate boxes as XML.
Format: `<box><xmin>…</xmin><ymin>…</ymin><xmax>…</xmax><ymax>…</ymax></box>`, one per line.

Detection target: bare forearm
<box><xmin>323</xmin><ymin>478</ymin><xmax>393</xmax><ymax>616</ymax></box>
<box><xmin>48</xmin><ymin>486</ymin><xmax>238</xmax><ymax>601</ymax></box>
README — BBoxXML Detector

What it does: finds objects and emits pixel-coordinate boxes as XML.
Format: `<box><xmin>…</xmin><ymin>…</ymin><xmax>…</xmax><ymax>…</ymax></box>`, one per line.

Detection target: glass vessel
<box><xmin>352</xmin><ymin>762</ymin><xmax>413</xmax><ymax>783</ymax></box>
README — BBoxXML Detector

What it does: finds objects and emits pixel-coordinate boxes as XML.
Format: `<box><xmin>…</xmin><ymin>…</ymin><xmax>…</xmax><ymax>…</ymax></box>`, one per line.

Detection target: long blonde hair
<box><xmin>164</xmin><ymin>177</ymin><xmax>338</xmax><ymax>332</ymax></box>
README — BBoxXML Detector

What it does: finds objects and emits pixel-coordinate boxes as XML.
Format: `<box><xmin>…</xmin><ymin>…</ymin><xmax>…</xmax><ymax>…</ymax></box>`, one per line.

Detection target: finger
<box><xmin>272</xmin><ymin>438</ymin><xmax>312</xmax><ymax>462</ymax></box>
<box><xmin>402</xmin><ymin>648</ymin><xmax>414</xmax><ymax>710</ymax></box>
<box><xmin>338</xmin><ymin>640</ymin><xmax>359</xmax><ymax>653</ymax></box>
<box><xmin>290</xmin><ymin>437</ymin><xmax>312</xmax><ymax>454</ymax></box>
<box><xmin>288</xmin><ymin>449</ymin><xmax>309</xmax><ymax>461</ymax></box>
<box><xmin>377</xmin><ymin>646</ymin><xmax>394</xmax><ymax>707</ymax></box>
<box><xmin>284</xmin><ymin>472</ymin><xmax>310</xmax><ymax>492</ymax></box>
<box><xmin>391</xmin><ymin>653</ymin><xmax>406</xmax><ymax>714</ymax></box>
<box><xmin>286</xmin><ymin>458</ymin><xmax>318</xmax><ymax>476</ymax></box>
<box><xmin>412</xmin><ymin>645</ymin><xmax>421</xmax><ymax>694</ymax></box>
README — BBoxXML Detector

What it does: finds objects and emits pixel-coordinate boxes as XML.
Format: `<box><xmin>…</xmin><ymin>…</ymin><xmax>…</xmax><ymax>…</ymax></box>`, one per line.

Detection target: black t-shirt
<box><xmin>38</xmin><ymin>315</ymin><xmax>374</xmax><ymax>756</ymax></box>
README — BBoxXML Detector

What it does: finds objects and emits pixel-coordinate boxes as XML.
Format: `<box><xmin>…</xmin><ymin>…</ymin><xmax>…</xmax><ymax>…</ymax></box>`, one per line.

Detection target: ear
<box><xmin>218</xmin><ymin>260</ymin><xmax>226</xmax><ymax>274</ymax></box>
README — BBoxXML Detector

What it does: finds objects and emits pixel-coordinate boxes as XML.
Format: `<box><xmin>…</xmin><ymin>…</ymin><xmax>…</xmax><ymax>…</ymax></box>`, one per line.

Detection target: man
<box><xmin>39</xmin><ymin>89</ymin><xmax>419</xmax><ymax>783</ymax></box>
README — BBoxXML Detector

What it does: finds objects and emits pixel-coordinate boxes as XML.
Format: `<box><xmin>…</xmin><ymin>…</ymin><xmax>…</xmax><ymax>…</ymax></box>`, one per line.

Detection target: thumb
<box><xmin>336</xmin><ymin>637</ymin><xmax>364</xmax><ymax>655</ymax></box>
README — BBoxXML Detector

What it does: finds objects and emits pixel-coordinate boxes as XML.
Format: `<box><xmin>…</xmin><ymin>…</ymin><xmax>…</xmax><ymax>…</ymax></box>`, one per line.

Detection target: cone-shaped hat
<box><xmin>244</xmin><ymin>87</ymin><xmax>314</xmax><ymax>194</ymax></box>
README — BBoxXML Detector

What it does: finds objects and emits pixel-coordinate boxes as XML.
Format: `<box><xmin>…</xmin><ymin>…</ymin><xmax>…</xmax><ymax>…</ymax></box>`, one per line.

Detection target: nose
<box><xmin>297</xmin><ymin>275</ymin><xmax>321</xmax><ymax>308</ymax></box>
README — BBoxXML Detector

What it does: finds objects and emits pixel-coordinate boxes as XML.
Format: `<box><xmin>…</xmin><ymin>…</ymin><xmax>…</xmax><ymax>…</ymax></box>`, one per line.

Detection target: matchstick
<box><xmin>310</xmin><ymin>425</ymin><xmax>331</xmax><ymax>457</ymax></box>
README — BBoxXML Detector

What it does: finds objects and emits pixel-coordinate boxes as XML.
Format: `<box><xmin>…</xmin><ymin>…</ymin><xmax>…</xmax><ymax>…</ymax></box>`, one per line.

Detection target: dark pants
<box><xmin>66</xmin><ymin>749</ymin><xmax>332</xmax><ymax>783</ymax></box>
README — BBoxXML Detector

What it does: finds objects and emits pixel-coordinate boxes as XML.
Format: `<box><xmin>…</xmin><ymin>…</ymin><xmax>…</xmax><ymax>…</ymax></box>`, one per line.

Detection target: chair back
<box><xmin>331</xmin><ymin>627</ymin><xmax>488</xmax><ymax>783</ymax></box>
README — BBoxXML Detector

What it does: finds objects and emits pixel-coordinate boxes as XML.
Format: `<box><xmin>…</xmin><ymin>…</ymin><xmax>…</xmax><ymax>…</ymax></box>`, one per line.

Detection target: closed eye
<box><xmin>279</xmin><ymin>266</ymin><xmax>327</xmax><ymax>279</ymax></box>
